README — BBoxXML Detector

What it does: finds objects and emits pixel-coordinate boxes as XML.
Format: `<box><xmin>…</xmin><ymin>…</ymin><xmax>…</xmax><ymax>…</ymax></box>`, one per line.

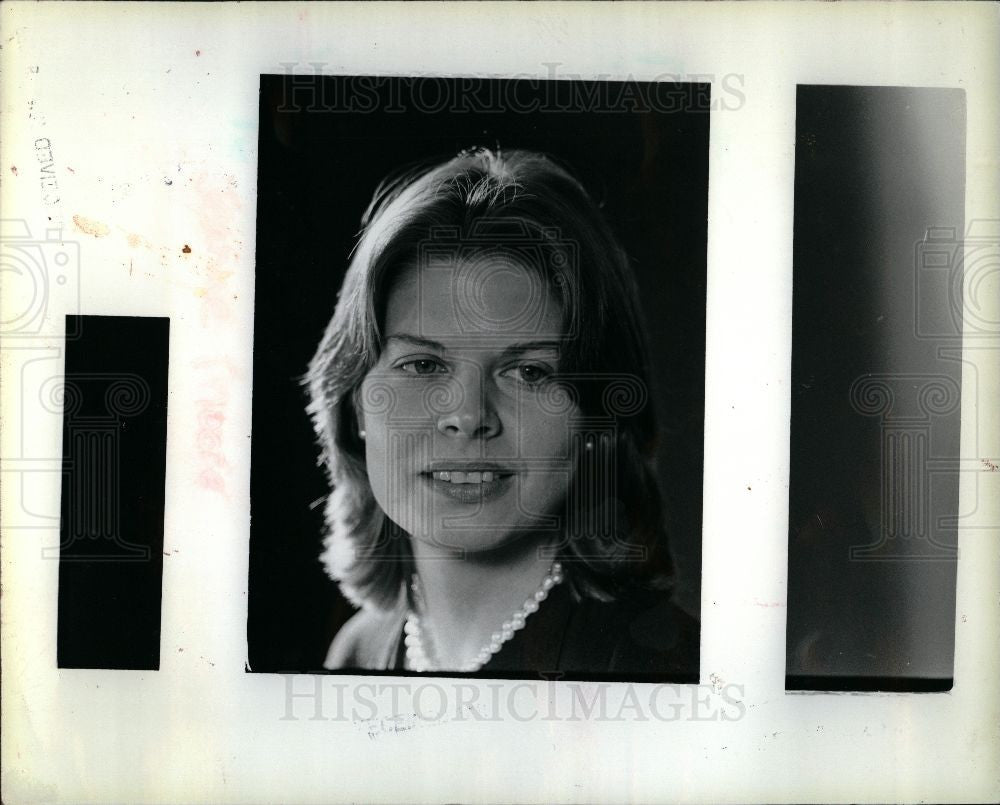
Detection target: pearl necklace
<box><xmin>404</xmin><ymin>561</ymin><xmax>564</xmax><ymax>673</ymax></box>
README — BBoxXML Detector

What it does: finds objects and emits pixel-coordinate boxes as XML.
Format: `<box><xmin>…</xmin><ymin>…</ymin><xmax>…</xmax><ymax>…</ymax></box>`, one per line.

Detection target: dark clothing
<box><xmin>325</xmin><ymin>583</ymin><xmax>699</xmax><ymax>680</ymax></box>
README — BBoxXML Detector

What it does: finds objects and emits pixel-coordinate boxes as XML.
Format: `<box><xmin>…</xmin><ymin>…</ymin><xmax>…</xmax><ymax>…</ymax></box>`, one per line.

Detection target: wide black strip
<box><xmin>787</xmin><ymin>86</ymin><xmax>965</xmax><ymax>692</ymax></box>
<box><xmin>57</xmin><ymin>315</ymin><xmax>170</xmax><ymax>670</ymax></box>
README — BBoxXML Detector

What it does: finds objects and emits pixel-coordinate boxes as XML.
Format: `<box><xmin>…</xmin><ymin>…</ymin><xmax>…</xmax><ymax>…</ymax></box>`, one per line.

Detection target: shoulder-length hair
<box><xmin>305</xmin><ymin>147</ymin><xmax>675</xmax><ymax>611</ymax></box>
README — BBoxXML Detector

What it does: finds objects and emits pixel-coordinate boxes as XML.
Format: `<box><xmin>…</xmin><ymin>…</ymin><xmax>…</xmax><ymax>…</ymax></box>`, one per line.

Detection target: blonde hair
<box><xmin>305</xmin><ymin>148</ymin><xmax>674</xmax><ymax>611</ymax></box>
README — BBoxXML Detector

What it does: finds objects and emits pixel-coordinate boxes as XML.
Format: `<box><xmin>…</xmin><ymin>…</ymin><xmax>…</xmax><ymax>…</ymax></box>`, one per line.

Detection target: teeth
<box><xmin>432</xmin><ymin>470</ymin><xmax>500</xmax><ymax>484</ymax></box>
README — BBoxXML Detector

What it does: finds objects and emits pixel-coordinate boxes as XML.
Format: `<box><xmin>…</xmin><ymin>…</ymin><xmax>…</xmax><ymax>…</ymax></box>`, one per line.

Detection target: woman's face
<box><xmin>358</xmin><ymin>252</ymin><xmax>581</xmax><ymax>555</ymax></box>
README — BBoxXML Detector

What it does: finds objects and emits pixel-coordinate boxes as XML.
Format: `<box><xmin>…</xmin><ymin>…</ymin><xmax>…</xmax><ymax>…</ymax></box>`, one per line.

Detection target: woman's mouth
<box><xmin>421</xmin><ymin>467</ymin><xmax>515</xmax><ymax>502</ymax></box>
<box><xmin>429</xmin><ymin>470</ymin><xmax>509</xmax><ymax>484</ymax></box>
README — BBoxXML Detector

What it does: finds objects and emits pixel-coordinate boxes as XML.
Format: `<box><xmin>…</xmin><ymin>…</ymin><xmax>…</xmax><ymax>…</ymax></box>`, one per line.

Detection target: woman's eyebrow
<box><xmin>385</xmin><ymin>334</ymin><xmax>561</xmax><ymax>358</ymax></box>
<box><xmin>498</xmin><ymin>340</ymin><xmax>561</xmax><ymax>358</ymax></box>
<box><xmin>384</xmin><ymin>334</ymin><xmax>447</xmax><ymax>351</ymax></box>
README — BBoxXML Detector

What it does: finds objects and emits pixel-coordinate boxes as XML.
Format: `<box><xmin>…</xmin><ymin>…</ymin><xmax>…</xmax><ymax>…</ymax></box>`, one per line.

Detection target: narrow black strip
<box><xmin>260</xmin><ymin>668</ymin><xmax>701</xmax><ymax>684</ymax></box>
<box><xmin>786</xmin><ymin>675</ymin><xmax>953</xmax><ymax>694</ymax></box>
<box><xmin>57</xmin><ymin>315</ymin><xmax>170</xmax><ymax>670</ymax></box>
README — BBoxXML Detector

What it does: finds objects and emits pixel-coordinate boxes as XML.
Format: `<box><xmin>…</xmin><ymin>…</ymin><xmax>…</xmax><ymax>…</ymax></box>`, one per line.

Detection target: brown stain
<box><xmin>182</xmin><ymin>244</ymin><xmax>192</xmax><ymax>254</ymax></box>
<box><xmin>72</xmin><ymin>214</ymin><xmax>110</xmax><ymax>238</ymax></box>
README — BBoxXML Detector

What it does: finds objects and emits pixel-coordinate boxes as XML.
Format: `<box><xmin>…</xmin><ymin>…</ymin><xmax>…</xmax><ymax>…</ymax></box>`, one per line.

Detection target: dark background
<box><xmin>788</xmin><ymin>85</ymin><xmax>965</xmax><ymax>690</ymax></box>
<box><xmin>249</xmin><ymin>75</ymin><xmax>710</xmax><ymax>672</ymax></box>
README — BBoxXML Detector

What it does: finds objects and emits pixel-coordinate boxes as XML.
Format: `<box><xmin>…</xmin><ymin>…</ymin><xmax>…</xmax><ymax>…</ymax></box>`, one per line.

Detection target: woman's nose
<box><xmin>434</xmin><ymin>370</ymin><xmax>501</xmax><ymax>439</ymax></box>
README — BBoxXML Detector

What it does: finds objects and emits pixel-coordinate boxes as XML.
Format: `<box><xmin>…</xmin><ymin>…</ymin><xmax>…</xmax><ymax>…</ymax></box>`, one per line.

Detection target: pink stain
<box><xmin>193</xmin><ymin>358</ymin><xmax>240</xmax><ymax>496</ymax></box>
<box><xmin>198</xmin><ymin>469</ymin><xmax>226</xmax><ymax>494</ymax></box>
<box><xmin>180</xmin><ymin>170</ymin><xmax>245</xmax><ymax>329</ymax></box>
<box><xmin>195</xmin><ymin>401</ymin><xmax>228</xmax><ymax>494</ymax></box>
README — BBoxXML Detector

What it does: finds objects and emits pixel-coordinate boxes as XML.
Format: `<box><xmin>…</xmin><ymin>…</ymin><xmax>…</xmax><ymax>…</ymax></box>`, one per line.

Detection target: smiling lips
<box><xmin>424</xmin><ymin>462</ymin><xmax>515</xmax><ymax>485</ymax></box>
<box><xmin>431</xmin><ymin>470</ymin><xmax>504</xmax><ymax>484</ymax></box>
<box><xmin>421</xmin><ymin>465</ymin><xmax>516</xmax><ymax>500</ymax></box>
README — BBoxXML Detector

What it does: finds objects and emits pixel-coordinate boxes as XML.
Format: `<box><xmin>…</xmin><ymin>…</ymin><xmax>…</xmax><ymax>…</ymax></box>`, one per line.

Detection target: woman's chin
<box><xmin>408</xmin><ymin>525</ymin><xmax>550</xmax><ymax>559</ymax></box>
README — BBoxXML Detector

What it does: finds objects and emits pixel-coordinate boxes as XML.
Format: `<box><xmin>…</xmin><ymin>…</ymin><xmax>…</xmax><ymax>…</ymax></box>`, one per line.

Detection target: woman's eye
<box><xmin>502</xmin><ymin>363</ymin><xmax>553</xmax><ymax>385</ymax></box>
<box><xmin>398</xmin><ymin>359</ymin><xmax>445</xmax><ymax>375</ymax></box>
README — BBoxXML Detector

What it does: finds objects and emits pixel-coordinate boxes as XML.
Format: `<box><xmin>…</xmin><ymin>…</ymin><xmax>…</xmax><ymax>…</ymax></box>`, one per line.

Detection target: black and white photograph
<box><xmin>1</xmin><ymin>3</ymin><xmax>998</xmax><ymax>804</ymax></box>
<box><xmin>249</xmin><ymin>75</ymin><xmax>709</xmax><ymax>679</ymax></box>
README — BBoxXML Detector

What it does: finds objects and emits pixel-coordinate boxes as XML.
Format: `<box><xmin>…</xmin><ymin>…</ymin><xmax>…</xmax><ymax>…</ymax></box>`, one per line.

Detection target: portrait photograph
<box><xmin>248</xmin><ymin>74</ymin><xmax>710</xmax><ymax>680</ymax></box>
<box><xmin>1</xmin><ymin>4</ymin><xmax>997</xmax><ymax>804</ymax></box>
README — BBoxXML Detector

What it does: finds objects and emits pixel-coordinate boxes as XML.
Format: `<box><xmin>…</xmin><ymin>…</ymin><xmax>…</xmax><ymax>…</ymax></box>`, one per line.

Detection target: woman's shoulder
<box><xmin>560</xmin><ymin>590</ymin><xmax>700</xmax><ymax>679</ymax></box>
<box><xmin>323</xmin><ymin>605</ymin><xmax>405</xmax><ymax>670</ymax></box>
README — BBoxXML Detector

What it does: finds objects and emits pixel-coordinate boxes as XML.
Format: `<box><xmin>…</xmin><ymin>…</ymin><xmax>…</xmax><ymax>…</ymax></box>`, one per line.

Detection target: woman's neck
<box><xmin>409</xmin><ymin>534</ymin><xmax>558</xmax><ymax>670</ymax></box>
